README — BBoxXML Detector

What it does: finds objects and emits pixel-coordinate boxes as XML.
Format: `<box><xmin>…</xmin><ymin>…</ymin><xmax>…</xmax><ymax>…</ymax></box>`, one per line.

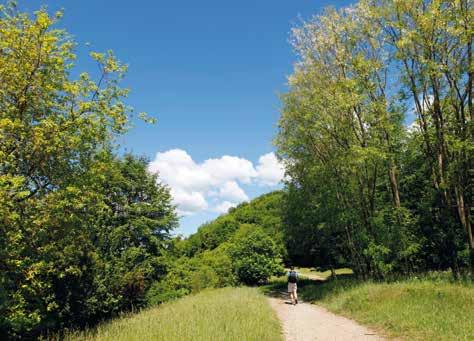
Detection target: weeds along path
<box><xmin>268</xmin><ymin>292</ymin><xmax>385</xmax><ymax>341</ymax></box>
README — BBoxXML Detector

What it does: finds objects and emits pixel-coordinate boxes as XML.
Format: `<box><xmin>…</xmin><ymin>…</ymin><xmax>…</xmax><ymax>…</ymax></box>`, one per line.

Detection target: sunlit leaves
<box><xmin>277</xmin><ymin>0</ymin><xmax>473</xmax><ymax>278</ymax></box>
<box><xmin>0</xmin><ymin>3</ymin><xmax>166</xmax><ymax>338</ymax></box>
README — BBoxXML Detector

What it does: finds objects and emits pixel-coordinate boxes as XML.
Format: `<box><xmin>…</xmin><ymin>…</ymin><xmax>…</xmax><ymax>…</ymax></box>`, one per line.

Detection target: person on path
<box><xmin>287</xmin><ymin>267</ymin><xmax>298</xmax><ymax>305</ymax></box>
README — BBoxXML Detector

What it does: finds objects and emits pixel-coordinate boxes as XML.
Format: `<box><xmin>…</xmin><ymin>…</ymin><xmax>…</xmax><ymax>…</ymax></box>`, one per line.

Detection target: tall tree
<box><xmin>276</xmin><ymin>0</ymin><xmax>472</xmax><ymax>277</ymax></box>
<box><xmin>374</xmin><ymin>0</ymin><xmax>473</xmax><ymax>261</ymax></box>
<box><xmin>0</xmin><ymin>4</ymin><xmax>174</xmax><ymax>338</ymax></box>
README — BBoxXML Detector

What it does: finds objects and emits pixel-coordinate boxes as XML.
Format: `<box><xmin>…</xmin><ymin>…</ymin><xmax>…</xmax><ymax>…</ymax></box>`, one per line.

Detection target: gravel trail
<box><xmin>268</xmin><ymin>283</ymin><xmax>386</xmax><ymax>341</ymax></box>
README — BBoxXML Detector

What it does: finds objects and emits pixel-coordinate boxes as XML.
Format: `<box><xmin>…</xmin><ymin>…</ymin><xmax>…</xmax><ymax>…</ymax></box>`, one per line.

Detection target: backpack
<box><xmin>288</xmin><ymin>270</ymin><xmax>298</xmax><ymax>283</ymax></box>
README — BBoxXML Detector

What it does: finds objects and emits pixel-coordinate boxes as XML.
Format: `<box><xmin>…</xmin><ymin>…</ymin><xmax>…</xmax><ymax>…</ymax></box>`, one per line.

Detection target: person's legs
<box><xmin>288</xmin><ymin>283</ymin><xmax>294</xmax><ymax>304</ymax></box>
<box><xmin>294</xmin><ymin>288</ymin><xmax>298</xmax><ymax>303</ymax></box>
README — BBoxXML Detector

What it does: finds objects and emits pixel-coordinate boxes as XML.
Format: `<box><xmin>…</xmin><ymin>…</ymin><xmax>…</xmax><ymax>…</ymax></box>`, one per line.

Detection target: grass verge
<box><xmin>65</xmin><ymin>287</ymin><xmax>282</xmax><ymax>341</ymax></box>
<box><xmin>262</xmin><ymin>273</ymin><xmax>473</xmax><ymax>340</ymax></box>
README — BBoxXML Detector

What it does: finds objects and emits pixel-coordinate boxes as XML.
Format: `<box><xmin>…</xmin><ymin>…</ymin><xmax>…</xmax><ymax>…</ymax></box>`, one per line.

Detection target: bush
<box><xmin>145</xmin><ymin>280</ymin><xmax>189</xmax><ymax>306</ymax></box>
<box><xmin>144</xmin><ymin>253</ymin><xmax>233</xmax><ymax>307</ymax></box>
<box><xmin>199</xmin><ymin>246</ymin><xmax>237</xmax><ymax>287</ymax></box>
<box><xmin>145</xmin><ymin>225</ymin><xmax>284</xmax><ymax>307</ymax></box>
<box><xmin>229</xmin><ymin>226</ymin><xmax>283</xmax><ymax>285</ymax></box>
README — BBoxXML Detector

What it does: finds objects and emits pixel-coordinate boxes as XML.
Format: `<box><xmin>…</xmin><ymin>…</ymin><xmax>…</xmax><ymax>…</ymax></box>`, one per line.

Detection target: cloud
<box><xmin>148</xmin><ymin>149</ymin><xmax>211</xmax><ymax>192</ymax></box>
<box><xmin>202</xmin><ymin>156</ymin><xmax>257</xmax><ymax>184</ymax></box>
<box><xmin>148</xmin><ymin>149</ymin><xmax>284</xmax><ymax>216</ymax></box>
<box><xmin>214</xmin><ymin>201</ymin><xmax>237</xmax><ymax>214</ymax></box>
<box><xmin>255</xmin><ymin>152</ymin><xmax>285</xmax><ymax>186</ymax></box>
<box><xmin>217</xmin><ymin>181</ymin><xmax>249</xmax><ymax>201</ymax></box>
<box><xmin>169</xmin><ymin>188</ymin><xmax>208</xmax><ymax>216</ymax></box>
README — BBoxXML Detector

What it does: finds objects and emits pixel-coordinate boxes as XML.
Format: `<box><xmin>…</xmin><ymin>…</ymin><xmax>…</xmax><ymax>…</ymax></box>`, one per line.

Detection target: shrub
<box><xmin>229</xmin><ymin>226</ymin><xmax>283</xmax><ymax>285</ymax></box>
<box><xmin>199</xmin><ymin>246</ymin><xmax>237</xmax><ymax>287</ymax></box>
<box><xmin>145</xmin><ymin>280</ymin><xmax>189</xmax><ymax>306</ymax></box>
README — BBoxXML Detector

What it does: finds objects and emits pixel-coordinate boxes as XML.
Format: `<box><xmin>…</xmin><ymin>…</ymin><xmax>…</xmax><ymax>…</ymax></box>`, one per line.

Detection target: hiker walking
<box><xmin>287</xmin><ymin>267</ymin><xmax>298</xmax><ymax>305</ymax></box>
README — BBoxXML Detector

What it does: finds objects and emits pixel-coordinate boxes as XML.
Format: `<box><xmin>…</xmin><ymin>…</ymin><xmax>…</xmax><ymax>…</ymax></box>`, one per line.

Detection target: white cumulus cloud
<box><xmin>217</xmin><ymin>181</ymin><xmax>249</xmax><ymax>202</ymax></box>
<box><xmin>202</xmin><ymin>156</ymin><xmax>257</xmax><ymax>184</ymax></box>
<box><xmin>255</xmin><ymin>152</ymin><xmax>285</xmax><ymax>186</ymax></box>
<box><xmin>148</xmin><ymin>149</ymin><xmax>284</xmax><ymax>216</ymax></box>
<box><xmin>170</xmin><ymin>188</ymin><xmax>208</xmax><ymax>216</ymax></box>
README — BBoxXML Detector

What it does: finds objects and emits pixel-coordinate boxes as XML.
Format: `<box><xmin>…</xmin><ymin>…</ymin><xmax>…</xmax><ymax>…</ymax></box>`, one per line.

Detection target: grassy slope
<box><xmin>263</xmin><ymin>273</ymin><xmax>473</xmax><ymax>341</ymax></box>
<box><xmin>319</xmin><ymin>279</ymin><xmax>473</xmax><ymax>341</ymax></box>
<box><xmin>66</xmin><ymin>287</ymin><xmax>282</xmax><ymax>341</ymax></box>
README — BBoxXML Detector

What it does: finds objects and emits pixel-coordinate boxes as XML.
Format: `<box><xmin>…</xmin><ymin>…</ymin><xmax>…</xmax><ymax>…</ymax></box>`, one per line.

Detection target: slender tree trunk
<box><xmin>455</xmin><ymin>185</ymin><xmax>473</xmax><ymax>249</ymax></box>
<box><xmin>388</xmin><ymin>163</ymin><xmax>401</xmax><ymax>209</ymax></box>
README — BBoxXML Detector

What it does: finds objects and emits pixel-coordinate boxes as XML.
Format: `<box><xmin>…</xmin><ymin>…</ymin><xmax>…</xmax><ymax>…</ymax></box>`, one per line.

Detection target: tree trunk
<box><xmin>455</xmin><ymin>185</ymin><xmax>473</xmax><ymax>250</ymax></box>
<box><xmin>388</xmin><ymin>163</ymin><xmax>401</xmax><ymax>209</ymax></box>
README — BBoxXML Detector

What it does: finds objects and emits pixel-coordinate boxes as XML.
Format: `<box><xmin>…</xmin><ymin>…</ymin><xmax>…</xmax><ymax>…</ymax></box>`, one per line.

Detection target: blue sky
<box><xmin>22</xmin><ymin>0</ymin><xmax>354</xmax><ymax>235</ymax></box>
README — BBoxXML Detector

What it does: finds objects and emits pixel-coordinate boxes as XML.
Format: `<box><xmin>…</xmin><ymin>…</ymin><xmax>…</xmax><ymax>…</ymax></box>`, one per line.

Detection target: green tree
<box><xmin>374</xmin><ymin>0</ymin><xmax>473</xmax><ymax>271</ymax></box>
<box><xmin>0</xmin><ymin>4</ymin><xmax>173</xmax><ymax>338</ymax></box>
<box><xmin>277</xmin><ymin>1</ymin><xmax>411</xmax><ymax>277</ymax></box>
<box><xmin>276</xmin><ymin>0</ymin><xmax>472</xmax><ymax>278</ymax></box>
<box><xmin>93</xmin><ymin>154</ymin><xmax>178</xmax><ymax>312</ymax></box>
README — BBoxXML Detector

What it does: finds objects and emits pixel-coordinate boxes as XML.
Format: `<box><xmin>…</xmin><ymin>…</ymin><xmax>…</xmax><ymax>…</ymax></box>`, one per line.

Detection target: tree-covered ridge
<box><xmin>144</xmin><ymin>192</ymin><xmax>285</xmax><ymax>305</ymax></box>
<box><xmin>181</xmin><ymin>191</ymin><xmax>285</xmax><ymax>258</ymax></box>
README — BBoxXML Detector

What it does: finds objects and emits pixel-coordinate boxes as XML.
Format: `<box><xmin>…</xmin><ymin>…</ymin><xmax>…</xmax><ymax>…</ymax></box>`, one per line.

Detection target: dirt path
<box><xmin>268</xmin><ymin>295</ymin><xmax>385</xmax><ymax>341</ymax></box>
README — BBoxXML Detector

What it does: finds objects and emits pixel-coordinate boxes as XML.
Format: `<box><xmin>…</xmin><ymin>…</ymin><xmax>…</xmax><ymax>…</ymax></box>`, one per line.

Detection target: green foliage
<box><xmin>145</xmin><ymin>246</ymin><xmax>238</xmax><ymax>306</ymax></box>
<box><xmin>229</xmin><ymin>226</ymin><xmax>284</xmax><ymax>285</ymax></box>
<box><xmin>144</xmin><ymin>194</ymin><xmax>285</xmax><ymax>304</ymax></box>
<box><xmin>90</xmin><ymin>155</ymin><xmax>178</xmax><ymax>312</ymax></box>
<box><xmin>276</xmin><ymin>0</ymin><xmax>473</xmax><ymax>279</ymax></box>
<box><xmin>0</xmin><ymin>4</ymin><xmax>176</xmax><ymax>338</ymax></box>
<box><xmin>183</xmin><ymin>191</ymin><xmax>286</xmax><ymax>259</ymax></box>
<box><xmin>144</xmin><ymin>258</ymin><xmax>194</xmax><ymax>306</ymax></box>
<box><xmin>146</xmin><ymin>223</ymin><xmax>283</xmax><ymax>305</ymax></box>
<box><xmin>199</xmin><ymin>247</ymin><xmax>237</xmax><ymax>287</ymax></box>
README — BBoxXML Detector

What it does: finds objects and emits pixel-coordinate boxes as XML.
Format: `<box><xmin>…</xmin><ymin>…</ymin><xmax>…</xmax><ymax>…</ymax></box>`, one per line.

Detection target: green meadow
<box><xmin>64</xmin><ymin>287</ymin><xmax>282</xmax><ymax>341</ymax></box>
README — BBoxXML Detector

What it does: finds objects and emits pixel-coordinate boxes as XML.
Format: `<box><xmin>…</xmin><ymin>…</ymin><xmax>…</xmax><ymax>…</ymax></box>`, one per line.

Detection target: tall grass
<box><xmin>323</xmin><ymin>279</ymin><xmax>473</xmax><ymax>341</ymax></box>
<box><xmin>263</xmin><ymin>272</ymin><xmax>473</xmax><ymax>340</ymax></box>
<box><xmin>65</xmin><ymin>287</ymin><xmax>282</xmax><ymax>341</ymax></box>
